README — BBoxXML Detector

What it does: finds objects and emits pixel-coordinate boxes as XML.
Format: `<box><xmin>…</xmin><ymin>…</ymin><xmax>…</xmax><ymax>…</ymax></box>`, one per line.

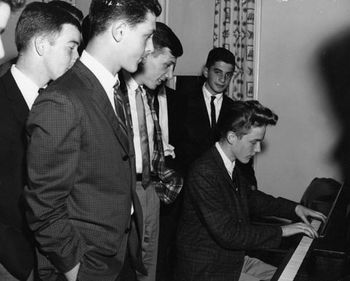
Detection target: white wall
<box><xmin>167</xmin><ymin>0</ymin><xmax>214</xmax><ymax>75</ymax></box>
<box><xmin>255</xmin><ymin>0</ymin><xmax>348</xmax><ymax>201</ymax></box>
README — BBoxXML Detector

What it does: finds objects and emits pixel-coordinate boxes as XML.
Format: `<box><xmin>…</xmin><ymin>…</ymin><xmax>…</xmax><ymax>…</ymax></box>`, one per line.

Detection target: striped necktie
<box><xmin>113</xmin><ymin>81</ymin><xmax>127</xmax><ymax>134</ymax></box>
<box><xmin>135</xmin><ymin>86</ymin><xmax>151</xmax><ymax>187</ymax></box>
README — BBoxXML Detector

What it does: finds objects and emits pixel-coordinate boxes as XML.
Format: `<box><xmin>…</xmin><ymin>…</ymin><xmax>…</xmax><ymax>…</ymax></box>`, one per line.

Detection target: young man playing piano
<box><xmin>175</xmin><ymin>100</ymin><xmax>326</xmax><ymax>281</ymax></box>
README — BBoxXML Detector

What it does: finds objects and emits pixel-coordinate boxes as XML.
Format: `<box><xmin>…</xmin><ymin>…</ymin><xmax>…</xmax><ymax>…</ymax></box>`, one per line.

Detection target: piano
<box><xmin>253</xmin><ymin>181</ymin><xmax>350</xmax><ymax>281</ymax></box>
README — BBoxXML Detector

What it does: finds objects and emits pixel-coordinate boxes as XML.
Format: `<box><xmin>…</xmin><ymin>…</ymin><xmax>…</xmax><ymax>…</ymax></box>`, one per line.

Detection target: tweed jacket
<box><xmin>176</xmin><ymin>146</ymin><xmax>298</xmax><ymax>281</ymax></box>
<box><xmin>25</xmin><ymin>60</ymin><xmax>145</xmax><ymax>281</ymax></box>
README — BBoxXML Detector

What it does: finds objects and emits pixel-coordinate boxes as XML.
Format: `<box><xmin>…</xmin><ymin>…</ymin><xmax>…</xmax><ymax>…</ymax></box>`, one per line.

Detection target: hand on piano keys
<box><xmin>294</xmin><ymin>204</ymin><xmax>327</xmax><ymax>225</ymax></box>
<box><xmin>281</xmin><ymin>204</ymin><xmax>326</xmax><ymax>238</ymax></box>
<box><xmin>281</xmin><ymin>220</ymin><xmax>322</xmax><ymax>238</ymax></box>
<box><xmin>274</xmin><ymin>219</ymin><xmax>323</xmax><ymax>281</ymax></box>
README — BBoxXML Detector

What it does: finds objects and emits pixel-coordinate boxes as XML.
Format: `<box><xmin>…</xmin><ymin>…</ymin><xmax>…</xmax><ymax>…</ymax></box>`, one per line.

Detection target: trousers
<box><xmin>135</xmin><ymin>181</ymin><xmax>160</xmax><ymax>281</ymax></box>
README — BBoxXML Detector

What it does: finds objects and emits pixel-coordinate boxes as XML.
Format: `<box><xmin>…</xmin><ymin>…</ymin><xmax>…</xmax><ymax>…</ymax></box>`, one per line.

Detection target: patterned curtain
<box><xmin>213</xmin><ymin>0</ymin><xmax>256</xmax><ymax>100</ymax></box>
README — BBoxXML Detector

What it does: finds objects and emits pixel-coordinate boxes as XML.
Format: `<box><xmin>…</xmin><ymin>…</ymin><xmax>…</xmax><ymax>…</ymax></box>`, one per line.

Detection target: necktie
<box><xmin>38</xmin><ymin>88</ymin><xmax>45</xmax><ymax>95</ymax></box>
<box><xmin>232</xmin><ymin>167</ymin><xmax>241</xmax><ymax>194</ymax></box>
<box><xmin>210</xmin><ymin>95</ymin><xmax>216</xmax><ymax>128</ymax></box>
<box><xmin>135</xmin><ymin>86</ymin><xmax>151</xmax><ymax>187</ymax></box>
<box><xmin>153</xmin><ymin>92</ymin><xmax>159</xmax><ymax>119</ymax></box>
<box><xmin>113</xmin><ymin>82</ymin><xmax>127</xmax><ymax>134</ymax></box>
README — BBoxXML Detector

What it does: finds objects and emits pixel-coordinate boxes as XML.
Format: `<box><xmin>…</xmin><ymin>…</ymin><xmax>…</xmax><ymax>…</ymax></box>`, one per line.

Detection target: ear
<box><xmin>227</xmin><ymin>131</ymin><xmax>238</xmax><ymax>145</ymax></box>
<box><xmin>203</xmin><ymin>66</ymin><xmax>209</xmax><ymax>78</ymax></box>
<box><xmin>34</xmin><ymin>35</ymin><xmax>47</xmax><ymax>56</ymax></box>
<box><xmin>111</xmin><ymin>21</ymin><xmax>127</xmax><ymax>43</ymax></box>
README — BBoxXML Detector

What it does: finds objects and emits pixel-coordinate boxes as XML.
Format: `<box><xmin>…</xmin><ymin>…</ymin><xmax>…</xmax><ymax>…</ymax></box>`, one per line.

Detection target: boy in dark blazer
<box><xmin>181</xmin><ymin>47</ymin><xmax>257</xmax><ymax>189</ymax></box>
<box><xmin>181</xmin><ymin>48</ymin><xmax>236</xmax><ymax>166</ymax></box>
<box><xmin>0</xmin><ymin>3</ymin><xmax>81</xmax><ymax>280</ymax></box>
<box><xmin>176</xmin><ymin>100</ymin><xmax>326</xmax><ymax>281</ymax></box>
<box><xmin>25</xmin><ymin>1</ymin><xmax>161</xmax><ymax>280</ymax></box>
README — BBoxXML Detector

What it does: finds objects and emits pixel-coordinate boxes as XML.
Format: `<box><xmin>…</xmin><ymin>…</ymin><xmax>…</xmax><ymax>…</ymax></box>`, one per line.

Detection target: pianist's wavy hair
<box><xmin>218</xmin><ymin>100</ymin><xmax>278</xmax><ymax>139</ymax></box>
<box><xmin>1</xmin><ymin>0</ymin><xmax>25</xmax><ymax>11</ymax></box>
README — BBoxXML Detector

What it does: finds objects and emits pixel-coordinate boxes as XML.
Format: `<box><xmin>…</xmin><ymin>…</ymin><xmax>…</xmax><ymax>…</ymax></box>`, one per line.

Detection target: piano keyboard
<box><xmin>276</xmin><ymin>219</ymin><xmax>322</xmax><ymax>281</ymax></box>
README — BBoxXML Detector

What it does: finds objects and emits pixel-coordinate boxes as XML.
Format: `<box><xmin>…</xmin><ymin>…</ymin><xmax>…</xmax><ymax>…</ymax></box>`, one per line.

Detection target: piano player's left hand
<box><xmin>295</xmin><ymin>205</ymin><xmax>327</xmax><ymax>225</ymax></box>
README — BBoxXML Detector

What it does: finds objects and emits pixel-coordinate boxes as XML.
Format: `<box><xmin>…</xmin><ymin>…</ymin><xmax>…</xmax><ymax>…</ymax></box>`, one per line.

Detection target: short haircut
<box><xmin>217</xmin><ymin>100</ymin><xmax>278</xmax><ymax>139</ymax></box>
<box><xmin>89</xmin><ymin>0</ymin><xmax>162</xmax><ymax>38</ymax></box>
<box><xmin>78</xmin><ymin>15</ymin><xmax>91</xmax><ymax>55</ymax></box>
<box><xmin>47</xmin><ymin>0</ymin><xmax>84</xmax><ymax>24</ymax></box>
<box><xmin>15</xmin><ymin>1</ymin><xmax>81</xmax><ymax>53</ymax></box>
<box><xmin>152</xmin><ymin>21</ymin><xmax>183</xmax><ymax>58</ymax></box>
<box><xmin>205</xmin><ymin>47</ymin><xmax>236</xmax><ymax>70</ymax></box>
<box><xmin>81</xmin><ymin>15</ymin><xmax>91</xmax><ymax>45</ymax></box>
<box><xmin>1</xmin><ymin>0</ymin><xmax>25</xmax><ymax>11</ymax></box>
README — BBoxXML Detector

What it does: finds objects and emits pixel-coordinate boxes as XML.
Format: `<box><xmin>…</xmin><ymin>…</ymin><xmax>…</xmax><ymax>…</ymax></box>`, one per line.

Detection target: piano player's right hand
<box><xmin>281</xmin><ymin>222</ymin><xmax>319</xmax><ymax>238</ymax></box>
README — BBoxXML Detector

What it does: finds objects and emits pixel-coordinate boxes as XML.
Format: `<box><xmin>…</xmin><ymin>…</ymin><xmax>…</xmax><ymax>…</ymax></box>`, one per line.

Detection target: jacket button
<box><xmin>122</xmin><ymin>155</ymin><xmax>129</xmax><ymax>161</ymax></box>
<box><xmin>125</xmin><ymin>227</ymin><xmax>131</xmax><ymax>234</ymax></box>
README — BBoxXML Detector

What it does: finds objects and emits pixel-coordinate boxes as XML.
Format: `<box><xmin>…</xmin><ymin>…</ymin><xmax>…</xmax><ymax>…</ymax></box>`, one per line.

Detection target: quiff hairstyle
<box><xmin>218</xmin><ymin>100</ymin><xmax>278</xmax><ymax>139</ymax></box>
<box><xmin>152</xmin><ymin>21</ymin><xmax>183</xmax><ymax>58</ymax></box>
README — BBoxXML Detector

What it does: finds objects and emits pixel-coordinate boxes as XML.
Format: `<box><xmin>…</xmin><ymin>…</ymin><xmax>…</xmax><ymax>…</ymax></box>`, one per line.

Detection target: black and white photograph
<box><xmin>0</xmin><ymin>1</ymin><xmax>350</xmax><ymax>281</ymax></box>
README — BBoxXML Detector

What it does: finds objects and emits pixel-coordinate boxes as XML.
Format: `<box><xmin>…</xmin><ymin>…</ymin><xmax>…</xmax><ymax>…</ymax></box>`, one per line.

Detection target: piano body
<box><xmin>253</xmin><ymin>180</ymin><xmax>350</xmax><ymax>281</ymax></box>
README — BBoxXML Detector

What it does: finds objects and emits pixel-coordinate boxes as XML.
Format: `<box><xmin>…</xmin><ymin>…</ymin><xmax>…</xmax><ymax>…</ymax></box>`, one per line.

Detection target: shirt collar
<box><xmin>203</xmin><ymin>83</ymin><xmax>223</xmax><ymax>101</ymax></box>
<box><xmin>215</xmin><ymin>142</ymin><xmax>235</xmax><ymax>177</ymax></box>
<box><xmin>80</xmin><ymin>50</ymin><xmax>118</xmax><ymax>93</ymax></box>
<box><xmin>123</xmin><ymin>71</ymin><xmax>140</xmax><ymax>94</ymax></box>
<box><xmin>11</xmin><ymin>64</ymin><xmax>40</xmax><ymax>109</ymax></box>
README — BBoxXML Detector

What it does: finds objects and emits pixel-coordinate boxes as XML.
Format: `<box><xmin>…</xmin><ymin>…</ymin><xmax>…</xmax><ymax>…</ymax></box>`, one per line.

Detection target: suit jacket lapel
<box><xmin>218</xmin><ymin>95</ymin><xmax>231</xmax><ymax>120</ymax></box>
<box><xmin>188</xmin><ymin>88</ymin><xmax>211</xmax><ymax>133</ymax></box>
<box><xmin>1</xmin><ymin>70</ymin><xmax>29</xmax><ymax>124</ymax></box>
<box><xmin>198</xmin><ymin>91</ymin><xmax>211</xmax><ymax>131</ymax></box>
<box><xmin>211</xmin><ymin>147</ymin><xmax>250</xmax><ymax>217</ymax></box>
<box><xmin>210</xmin><ymin>146</ymin><xmax>236</xmax><ymax>190</ymax></box>
<box><xmin>74</xmin><ymin>61</ymin><xmax>130</xmax><ymax>154</ymax></box>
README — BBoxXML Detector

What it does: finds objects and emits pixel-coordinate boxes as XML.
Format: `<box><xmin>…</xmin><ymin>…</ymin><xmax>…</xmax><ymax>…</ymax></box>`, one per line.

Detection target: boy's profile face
<box><xmin>43</xmin><ymin>23</ymin><xmax>81</xmax><ymax>81</ymax></box>
<box><xmin>119</xmin><ymin>11</ymin><xmax>156</xmax><ymax>73</ymax></box>
<box><xmin>140</xmin><ymin>47</ymin><xmax>176</xmax><ymax>90</ymax></box>
<box><xmin>203</xmin><ymin>60</ymin><xmax>234</xmax><ymax>95</ymax></box>
<box><xmin>230</xmin><ymin>125</ymin><xmax>265</xmax><ymax>163</ymax></box>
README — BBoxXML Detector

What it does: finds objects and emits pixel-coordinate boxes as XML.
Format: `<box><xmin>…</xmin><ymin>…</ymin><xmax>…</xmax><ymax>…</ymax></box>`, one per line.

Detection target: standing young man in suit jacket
<box><xmin>175</xmin><ymin>100</ymin><xmax>326</xmax><ymax>281</ymax></box>
<box><xmin>182</xmin><ymin>47</ymin><xmax>236</xmax><ymax>166</ymax></box>
<box><xmin>25</xmin><ymin>1</ymin><xmax>161</xmax><ymax>280</ymax></box>
<box><xmin>120</xmin><ymin>22</ymin><xmax>183</xmax><ymax>281</ymax></box>
<box><xmin>0</xmin><ymin>3</ymin><xmax>81</xmax><ymax>280</ymax></box>
<box><xmin>181</xmin><ymin>47</ymin><xmax>258</xmax><ymax>189</ymax></box>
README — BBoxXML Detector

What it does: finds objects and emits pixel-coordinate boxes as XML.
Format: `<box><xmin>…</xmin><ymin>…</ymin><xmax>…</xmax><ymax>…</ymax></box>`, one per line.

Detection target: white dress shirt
<box><xmin>11</xmin><ymin>65</ymin><xmax>40</xmax><ymax>110</ymax></box>
<box><xmin>123</xmin><ymin>72</ymin><xmax>154</xmax><ymax>174</ymax></box>
<box><xmin>80</xmin><ymin>50</ymin><xmax>118</xmax><ymax>113</ymax></box>
<box><xmin>215</xmin><ymin>142</ymin><xmax>235</xmax><ymax>179</ymax></box>
<box><xmin>157</xmin><ymin>87</ymin><xmax>175</xmax><ymax>158</ymax></box>
<box><xmin>203</xmin><ymin>83</ymin><xmax>223</xmax><ymax>126</ymax></box>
